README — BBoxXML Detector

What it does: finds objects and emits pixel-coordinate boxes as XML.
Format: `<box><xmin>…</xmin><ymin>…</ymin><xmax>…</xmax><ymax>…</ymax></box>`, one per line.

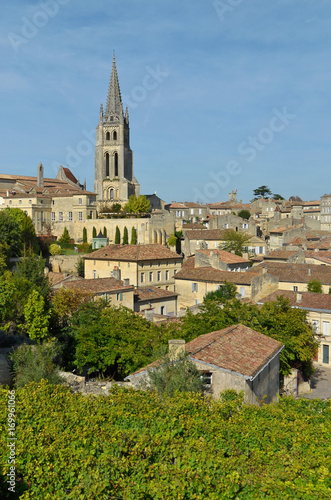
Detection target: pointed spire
<box><xmin>125</xmin><ymin>106</ymin><xmax>129</xmax><ymax>123</ymax></box>
<box><xmin>105</xmin><ymin>52</ymin><xmax>123</xmax><ymax>118</ymax></box>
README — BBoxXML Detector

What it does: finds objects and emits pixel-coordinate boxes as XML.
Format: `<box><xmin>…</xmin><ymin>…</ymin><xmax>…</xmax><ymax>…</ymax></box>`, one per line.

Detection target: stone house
<box><xmin>126</xmin><ymin>325</ymin><xmax>283</xmax><ymax>404</ymax></box>
<box><xmin>174</xmin><ymin>265</ymin><xmax>278</xmax><ymax>308</ymax></box>
<box><xmin>194</xmin><ymin>249</ymin><xmax>251</xmax><ymax>272</ymax></box>
<box><xmin>84</xmin><ymin>244</ymin><xmax>183</xmax><ymax>292</ymax></box>
<box><xmin>263</xmin><ymin>249</ymin><xmax>305</xmax><ymax>263</ymax></box>
<box><xmin>134</xmin><ymin>287</ymin><xmax>178</xmax><ymax>316</ymax></box>
<box><xmin>207</xmin><ymin>213</ymin><xmax>258</xmax><ymax>236</ymax></box>
<box><xmin>258</xmin><ymin>290</ymin><xmax>331</xmax><ymax>368</ymax></box>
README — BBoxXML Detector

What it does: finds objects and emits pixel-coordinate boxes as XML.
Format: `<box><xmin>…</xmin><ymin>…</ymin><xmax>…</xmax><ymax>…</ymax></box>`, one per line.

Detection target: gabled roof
<box><xmin>175</xmin><ymin>266</ymin><xmax>255</xmax><ymax>284</ymax></box>
<box><xmin>250</xmin><ymin>261</ymin><xmax>331</xmax><ymax>284</ymax></box>
<box><xmin>196</xmin><ymin>248</ymin><xmax>250</xmax><ymax>264</ymax></box>
<box><xmin>84</xmin><ymin>244</ymin><xmax>182</xmax><ymax>262</ymax></box>
<box><xmin>134</xmin><ymin>287</ymin><xmax>178</xmax><ymax>302</ymax></box>
<box><xmin>258</xmin><ymin>290</ymin><xmax>331</xmax><ymax>311</ymax></box>
<box><xmin>185</xmin><ymin>229</ymin><xmax>228</xmax><ymax>240</ymax></box>
<box><xmin>63</xmin><ymin>277</ymin><xmax>134</xmax><ymax>294</ymax></box>
<box><xmin>129</xmin><ymin>324</ymin><xmax>283</xmax><ymax>380</ymax></box>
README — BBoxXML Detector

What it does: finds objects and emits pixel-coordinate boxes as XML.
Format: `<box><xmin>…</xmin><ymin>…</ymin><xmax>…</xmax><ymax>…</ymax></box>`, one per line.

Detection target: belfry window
<box><xmin>114</xmin><ymin>152</ymin><xmax>118</xmax><ymax>177</ymax></box>
<box><xmin>106</xmin><ymin>132</ymin><xmax>110</xmax><ymax>140</ymax></box>
<box><xmin>110</xmin><ymin>189</ymin><xmax>114</xmax><ymax>200</ymax></box>
<box><xmin>113</xmin><ymin>131</ymin><xmax>117</xmax><ymax>140</ymax></box>
<box><xmin>106</xmin><ymin>153</ymin><xmax>110</xmax><ymax>177</ymax></box>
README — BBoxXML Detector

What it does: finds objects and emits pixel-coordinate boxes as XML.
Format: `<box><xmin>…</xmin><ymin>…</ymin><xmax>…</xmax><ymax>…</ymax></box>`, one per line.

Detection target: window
<box><xmin>200</xmin><ymin>371</ymin><xmax>212</xmax><ymax>387</ymax></box>
<box><xmin>199</xmin><ymin>209</ymin><xmax>202</xmax><ymax>215</ymax></box>
<box><xmin>51</xmin><ymin>212</ymin><xmax>55</xmax><ymax>221</ymax></box>
<box><xmin>29</xmin><ymin>199</ymin><xmax>32</xmax><ymax>204</ymax></box>
<box><xmin>149</xmin><ymin>272</ymin><xmax>153</xmax><ymax>282</ymax></box>
<box><xmin>176</xmin><ymin>210</ymin><xmax>180</xmax><ymax>217</ymax></box>
<box><xmin>190</xmin><ymin>209</ymin><xmax>194</xmax><ymax>215</ymax></box>
<box><xmin>323</xmin><ymin>344</ymin><xmax>329</xmax><ymax>364</ymax></box>
<box><xmin>192</xmin><ymin>282</ymin><xmax>198</xmax><ymax>292</ymax></box>
<box><xmin>323</xmin><ymin>321</ymin><xmax>330</xmax><ymax>336</ymax></box>
<box><xmin>69</xmin><ymin>212</ymin><xmax>72</xmax><ymax>221</ymax></box>
<box><xmin>93</xmin><ymin>270</ymin><xmax>97</xmax><ymax>279</ymax></box>
<box><xmin>157</xmin><ymin>271</ymin><xmax>161</xmax><ymax>281</ymax></box>
<box><xmin>114</xmin><ymin>152</ymin><xmax>118</xmax><ymax>177</ymax></box>
<box><xmin>40</xmin><ymin>211</ymin><xmax>44</xmax><ymax>222</ymax></box>
<box><xmin>78</xmin><ymin>198</ymin><xmax>82</xmax><ymax>205</ymax></box>
<box><xmin>165</xmin><ymin>270</ymin><xmax>169</xmax><ymax>280</ymax></box>
<box><xmin>141</xmin><ymin>273</ymin><xmax>144</xmax><ymax>283</ymax></box>
<box><xmin>225</xmin><ymin>223</ymin><xmax>229</xmax><ymax>229</ymax></box>
<box><xmin>59</xmin><ymin>212</ymin><xmax>63</xmax><ymax>222</ymax></box>
<box><xmin>106</xmin><ymin>153</ymin><xmax>110</xmax><ymax>177</ymax></box>
<box><xmin>240</xmin><ymin>287</ymin><xmax>245</xmax><ymax>297</ymax></box>
<box><xmin>312</xmin><ymin>320</ymin><xmax>319</xmax><ymax>334</ymax></box>
<box><xmin>9</xmin><ymin>200</ymin><xmax>12</xmax><ymax>205</ymax></box>
<box><xmin>90</xmin><ymin>211</ymin><xmax>93</xmax><ymax>218</ymax></box>
<box><xmin>117</xmin><ymin>293</ymin><xmax>123</xmax><ymax>301</ymax></box>
<box><xmin>160</xmin><ymin>306</ymin><xmax>166</xmax><ymax>315</ymax></box>
<box><xmin>106</xmin><ymin>131</ymin><xmax>110</xmax><ymax>140</ymax></box>
<box><xmin>293</xmin><ymin>286</ymin><xmax>298</xmax><ymax>291</ymax></box>
<box><xmin>19</xmin><ymin>200</ymin><xmax>22</xmax><ymax>204</ymax></box>
<box><xmin>113</xmin><ymin>131</ymin><xmax>117</xmax><ymax>140</ymax></box>
<box><xmin>79</xmin><ymin>212</ymin><xmax>82</xmax><ymax>221</ymax></box>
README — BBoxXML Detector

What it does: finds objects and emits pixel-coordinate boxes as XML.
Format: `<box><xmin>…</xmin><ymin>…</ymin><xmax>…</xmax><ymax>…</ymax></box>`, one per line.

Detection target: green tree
<box><xmin>115</xmin><ymin>226</ymin><xmax>120</xmax><ymax>244</ymax></box>
<box><xmin>76</xmin><ymin>257</ymin><xmax>85</xmax><ymax>277</ymax></box>
<box><xmin>10</xmin><ymin>343</ymin><xmax>62</xmax><ymax>388</ymax></box>
<box><xmin>221</xmin><ymin>229</ymin><xmax>251</xmax><ymax>256</ymax></box>
<box><xmin>124</xmin><ymin>195</ymin><xmax>150</xmax><ymax>214</ymax></box>
<box><xmin>204</xmin><ymin>281</ymin><xmax>237</xmax><ymax>303</ymax></box>
<box><xmin>103</xmin><ymin>226</ymin><xmax>107</xmax><ymax>238</ymax></box>
<box><xmin>0</xmin><ymin>207</ymin><xmax>37</xmax><ymax>257</ymax></box>
<box><xmin>253</xmin><ymin>185</ymin><xmax>272</xmax><ymax>199</ymax></box>
<box><xmin>273</xmin><ymin>194</ymin><xmax>284</xmax><ymax>200</ymax></box>
<box><xmin>123</xmin><ymin>226</ymin><xmax>128</xmax><ymax>244</ymax></box>
<box><xmin>0</xmin><ymin>243</ymin><xmax>9</xmax><ymax>274</ymax></box>
<box><xmin>237</xmin><ymin>209</ymin><xmax>251</xmax><ymax>220</ymax></box>
<box><xmin>168</xmin><ymin>230</ymin><xmax>183</xmax><ymax>254</ymax></box>
<box><xmin>15</xmin><ymin>250</ymin><xmax>50</xmax><ymax>301</ymax></box>
<box><xmin>82</xmin><ymin>227</ymin><xmax>87</xmax><ymax>243</ymax></box>
<box><xmin>307</xmin><ymin>279</ymin><xmax>323</xmax><ymax>293</ymax></box>
<box><xmin>92</xmin><ymin>227</ymin><xmax>97</xmax><ymax>238</ymax></box>
<box><xmin>145</xmin><ymin>352</ymin><xmax>204</xmax><ymax>397</ymax></box>
<box><xmin>58</xmin><ymin>227</ymin><xmax>71</xmax><ymax>244</ymax></box>
<box><xmin>131</xmin><ymin>227</ymin><xmax>137</xmax><ymax>245</ymax></box>
<box><xmin>24</xmin><ymin>289</ymin><xmax>50</xmax><ymax>342</ymax></box>
<box><xmin>49</xmin><ymin>244</ymin><xmax>61</xmax><ymax>256</ymax></box>
<box><xmin>71</xmin><ymin>302</ymin><xmax>160</xmax><ymax>378</ymax></box>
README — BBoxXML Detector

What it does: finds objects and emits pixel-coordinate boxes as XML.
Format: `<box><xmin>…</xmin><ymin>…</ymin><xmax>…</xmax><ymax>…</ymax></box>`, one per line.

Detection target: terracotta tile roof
<box><xmin>134</xmin><ymin>287</ymin><xmax>178</xmax><ymax>301</ymax></box>
<box><xmin>265</xmin><ymin>250</ymin><xmax>301</xmax><ymax>260</ymax></box>
<box><xmin>175</xmin><ymin>266</ymin><xmax>254</xmax><ymax>284</ymax></box>
<box><xmin>184</xmin><ymin>202</ymin><xmax>205</xmax><ymax>208</ymax></box>
<box><xmin>196</xmin><ymin>248</ymin><xmax>250</xmax><ymax>264</ymax></box>
<box><xmin>63</xmin><ymin>168</ymin><xmax>78</xmax><ymax>184</ymax></box>
<box><xmin>269</xmin><ymin>224</ymin><xmax>304</xmax><ymax>234</ymax></box>
<box><xmin>182</xmin><ymin>256</ymin><xmax>195</xmax><ymax>268</ymax></box>
<box><xmin>63</xmin><ymin>277</ymin><xmax>134</xmax><ymax>294</ymax></box>
<box><xmin>129</xmin><ymin>324</ymin><xmax>283</xmax><ymax>380</ymax></box>
<box><xmin>250</xmin><ymin>262</ymin><xmax>331</xmax><ymax>284</ymax></box>
<box><xmin>168</xmin><ymin>202</ymin><xmax>187</xmax><ymax>209</ymax></box>
<box><xmin>185</xmin><ymin>229</ymin><xmax>228</xmax><ymax>240</ymax></box>
<box><xmin>48</xmin><ymin>272</ymin><xmax>80</xmax><ymax>286</ymax></box>
<box><xmin>84</xmin><ymin>244</ymin><xmax>182</xmax><ymax>262</ymax></box>
<box><xmin>182</xmin><ymin>223</ymin><xmax>207</xmax><ymax>229</ymax></box>
<box><xmin>303</xmin><ymin>201</ymin><xmax>320</xmax><ymax>206</ymax></box>
<box><xmin>258</xmin><ymin>290</ymin><xmax>331</xmax><ymax>311</ymax></box>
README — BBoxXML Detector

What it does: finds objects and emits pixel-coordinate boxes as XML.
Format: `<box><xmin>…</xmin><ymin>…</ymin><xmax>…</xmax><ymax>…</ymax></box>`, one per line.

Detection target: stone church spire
<box><xmin>105</xmin><ymin>53</ymin><xmax>123</xmax><ymax>118</ymax></box>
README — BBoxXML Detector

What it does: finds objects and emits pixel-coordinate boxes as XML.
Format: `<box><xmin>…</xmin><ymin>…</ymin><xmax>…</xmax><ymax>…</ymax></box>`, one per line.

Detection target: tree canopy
<box><xmin>307</xmin><ymin>279</ymin><xmax>323</xmax><ymax>293</ymax></box>
<box><xmin>123</xmin><ymin>195</ymin><xmax>150</xmax><ymax>214</ymax></box>
<box><xmin>237</xmin><ymin>209</ymin><xmax>251</xmax><ymax>220</ymax></box>
<box><xmin>221</xmin><ymin>229</ymin><xmax>251</xmax><ymax>256</ymax></box>
<box><xmin>0</xmin><ymin>207</ymin><xmax>37</xmax><ymax>257</ymax></box>
<box><xmin>253</xmin><ymin>185</ymin><xmax>272</xmax><ymax>199</ymax></box>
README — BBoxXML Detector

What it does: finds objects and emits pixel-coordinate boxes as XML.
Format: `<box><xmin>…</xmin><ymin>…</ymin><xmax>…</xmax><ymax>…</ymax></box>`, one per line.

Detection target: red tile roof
<box><xmin>186</xmin><ymin>229</ymin><xmax>228</xmax><ymax>240</ymax></box>
<box><xmin>175</xmin><ymin>266</ymin><xmax>255</xmax><ymax>284</ymax></box>
<box><xmin>196</xmin><ymin>248</ymin><xmax>250</xmax><ymax>264</ymax></box>
<box><xmin>265</xmin><ymin>250</ymin><xmax>301</xmax><ymax>260</ymax></box>
<box><xmin>258</xmin><ymin>290</ymin><xmax>331</xmax><ymax>311</ymax></box>
<box><xmin>134</xmin><ymin>287</ymin><xmax>178</xmax><ymax>301</ymax></box>
<box><xmin>130</xmin><ymin>324</ymin><xmax>283</xmax><ymax>380</ymax></box>
<box><xmin>250</xmin><ymin>262</ymin><xmax>331</xmax><ymax>284</ymax></box>
<box><xmin>63</xmin><ymin>277</ymin><xmax>134</xmax><ymax>294</ymax></box>
<box><xmin>84</xmin><ymin>244</ymin><xmax>182</xmax><ymax>262</ymax></box>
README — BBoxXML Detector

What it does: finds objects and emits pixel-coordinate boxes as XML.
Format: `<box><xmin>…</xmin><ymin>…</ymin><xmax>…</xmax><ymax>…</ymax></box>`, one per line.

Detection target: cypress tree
<box><xmin>83</xmin><ymin>227</ymin><xmax>87</xmax><ymax>243</ymax></box>
<box><xmin>131</xmin><ymin>227</ymin><xmax>137</xmax><ymax>245</ymax></box>
<box><xmin>92</xmin><ymin>227</ymin><xmax>97</xmax><ymax>238</ymax></box>
<box><xmin>103</xmin><ymin>226</ymin><xmax>107</xmax><ymax>238</ymax></box>
<box><xmin>115</xmin><ymin>226</ymin><xmax>120</xmax><ymax>244</ymax></box>
<box><xmin>123</xmin><ymin>226</ymin><xmax>128</xmax><ymax>245</ymax></box>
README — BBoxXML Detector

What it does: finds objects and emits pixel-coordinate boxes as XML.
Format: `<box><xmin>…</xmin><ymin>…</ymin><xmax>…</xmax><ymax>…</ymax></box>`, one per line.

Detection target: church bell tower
<box><xmin>94</xmin><ymin>54</ymin><xmax>140</xmax><ymax>206</ymax></box>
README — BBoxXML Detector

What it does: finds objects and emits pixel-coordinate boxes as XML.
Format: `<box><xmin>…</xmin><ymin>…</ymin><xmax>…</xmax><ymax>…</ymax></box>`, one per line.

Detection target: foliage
<box><xmin>131</xmin><ymin>226</ymin><xmax>137</xmax><ymax>245</ymax></box>
<box><xmin>99</xmin><ymin>202</ymin><xmax>122</xmax><ymax>214</ymax></box>
<box><xmin>15</xmin><ymin>250</ymin><xmax>50</xmax><ymax>301</ymax></box>
<box><xmin>273</xmin><ymin>193</ymin><xmax>284</xmax><ymax>200</ymax></box>
<box><xmin>58</xmin><ymin>227</ymin><xmax>71</xmax><ymax>244</ymax></box>
<box><xmin>0</xmin><ymin>207</ymin><xmax>37</xmax><ymax>257</ymax></box>
<box><xmin>75</xmin><ymin>257</ymin><xmax>85</xmax><ymax>277</ymax></box>
<box><xmin>123</xmin><ymin>194</ymin><xmax>151</xmax><ymax>214</ymax></box>
<box><xmin>103</xmin><ymin>226</ymin><xmax>107</xmax><ymax>238</ymax></box>
<box><xmin>123</xmin><ymin>226</ymin><xmax>128</xmax><ymax>245</ymax></box>
<box><xmin>115</xmin><ymin>225</ymin><xmax>120</xmax><ymax>244</ymax></box>
<box><xmin>220</xmin><ymin>229</ymin><xmax>251</xmax><ymax>256</ymax></box>
<box><xmin>0</xmin><ymin>272</ymin><xmax>32</xmax><ymax>331</ymax></box>
<box><xmin>10</xmin><ymin>343</ymin><xmax>63</xmax><ymax>388</ymax></box>
<box><xmin>71</xmin><ymin>301</ymin><xmax>162</xmax><ymax>378</ymax></box>
<box><xmin>167</xmin><ymin>230</ymin><xmax>182</xmax><ymax>254</ymax></box>
<box><xmin>307</xmin><ymin>279</ymin><xmax>323</xmax><ymax>293</ymax></box>
<box><xmin>145</xmin><ymin>352</ymin><xmax>204</xmax><ymax>397</ymax></box>
<box><xmin>51</xmin><ymin>287</ymin><xmax>91</xmax><ymax>327</ymax></box>
<box><xmin>0</xmin><ymin>243</ymin><xmax>9</xmax><ymax>274</ymax></box>
<box><xmin>92</xmin><ymin>226</ymin><xmax>97</xmax><ymax>238</ymax></box>
<box><xmin>1</xmin><ymin>383</ymin><xmax>331</xmax><ymax>499</ymax></box>
<box><xmin>253</xmin><ymin>185</ymin><xmax>272</xmax><ymax>199</ymax></box>
<box><xmin>23</xmin><ymin>289</ymin><xmax>50</xmax><ymax>342</ymax></box>
<box><xmin>237</xmin><ymin>209</ymin><xmax>251</xmax><ymax>220</ymax></box>
<box><xmin>82</xmin><ymin>227</ymin><xmax>87</xmax><ymax>243</ymax></box>
<box><xmin>204</xmin><ymin>281</ymin><xmax>237</xmax><ymax>303</ymax></box>
<box><xmin>49</xmin><ymin>244</ymin><xmax>61</xmax><ymax>256</ymax></box>
<box><xmin>289</xmin><ymin>195</ymin><xmax>302</xmax><ymax>202</ymax></box>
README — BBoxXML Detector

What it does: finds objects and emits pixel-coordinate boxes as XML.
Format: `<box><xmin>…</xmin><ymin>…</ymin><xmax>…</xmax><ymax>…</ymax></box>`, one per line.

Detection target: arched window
<box><xmin>106</xmin><ymin>131</ymin><xmax>110</xmax><ymax>140</ymax></box>
<box><xmin>114</xmin><ymin>152</ymin><xmax>118</xmax><ymax>177</ymax></box>
<box><xmin>105</xmin><ymin>153</ymin><xmax>110</xmax><ymax>177</ymax></box>
<box><xmin>113</xmin><ymin>130</ymin><xmax>117</xmax><ymax>140</ymax></box>
<box><xmin>110</xmin><ymin>189</ymin><xmax>114</xmax><ymax>200</ymax></box>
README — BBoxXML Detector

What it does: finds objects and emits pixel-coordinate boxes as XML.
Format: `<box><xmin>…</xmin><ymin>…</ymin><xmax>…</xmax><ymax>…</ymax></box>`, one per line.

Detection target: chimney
<box><xmin>112</xmin><ymin>266</ymin><xmax>121</xmax><ymax>280</ymax></box>
<box><xmin>296</xmin><ymin>291</ymin><xmax>303</xmax><ymax>303</ymax></box>
<box><xmin>168</xmin><ymin>339</ymin><xmax>186</xmax><ymax>360</ymax></box>
<box><xmin>144</xmin><ymin>308</ymin><xmax>154</xmax><ymax>322</ymax></box>
<box><xmin>262</xmin><ymin>265</ymin><xmax>267</xmax><ymax>274</ymax></box>
<box><xmin>37</xmin><ymin>162</ymin><xmax>44</xmax><ymax>187</ymax></box>
<box><xmin>308</xmin><ymin>267</ymin><xmax>311</xmax><ymax>276</ymax></box>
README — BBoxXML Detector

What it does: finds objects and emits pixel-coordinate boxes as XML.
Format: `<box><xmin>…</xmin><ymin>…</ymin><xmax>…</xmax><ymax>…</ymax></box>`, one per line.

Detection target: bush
<box><xmin>10</xmin><ymin>343</ymin><xmax>63</xmax><ymax>388</ymax></box>
<box><xmin>49</xmin><ymin>243</ymin><xmax>61</xmax><ymax>256</ymax></box>
<box><xmin>58</xmin><ymin>227</ymin><xmax>71</xmax><ymax>244</ymax></box>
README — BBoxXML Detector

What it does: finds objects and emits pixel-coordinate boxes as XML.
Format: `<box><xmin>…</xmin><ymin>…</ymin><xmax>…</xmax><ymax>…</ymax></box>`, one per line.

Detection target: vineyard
<box><xmin>1</xmin><ymin>382</ymin><xmax>331</xmax><ymax>499</ymax></box>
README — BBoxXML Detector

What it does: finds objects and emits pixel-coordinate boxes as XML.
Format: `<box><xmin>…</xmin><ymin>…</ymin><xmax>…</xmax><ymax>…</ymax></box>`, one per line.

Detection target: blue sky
<box><xmin>1</xmin><ymin>0</ymin><xmax>331</xmax><ymax>204</ymax></box>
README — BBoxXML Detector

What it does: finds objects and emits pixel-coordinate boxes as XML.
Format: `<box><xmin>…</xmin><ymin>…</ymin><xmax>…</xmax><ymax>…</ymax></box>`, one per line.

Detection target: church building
<box><xmin>94</xmin><ymin>55</ymin><xmax>140</xmax><ymax>208</ymax></box>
